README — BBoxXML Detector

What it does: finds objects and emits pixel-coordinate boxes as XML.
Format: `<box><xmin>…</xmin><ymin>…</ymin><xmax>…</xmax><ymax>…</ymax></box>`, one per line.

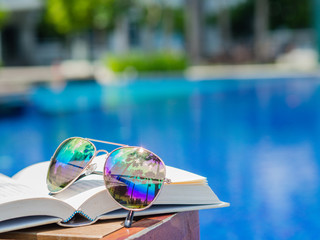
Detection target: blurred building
<box><xmin>0</xmin><ymin>0</ymin><xmax>42</xmax><ymax>65</ymax></box>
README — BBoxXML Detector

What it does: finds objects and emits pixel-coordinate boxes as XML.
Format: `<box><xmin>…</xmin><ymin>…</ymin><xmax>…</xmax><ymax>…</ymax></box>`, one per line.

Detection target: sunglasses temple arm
<box><xmin>124</xmin><ymin>210</ymin><xmax>134</xmax><ymax>228</ymax></box>
<box><xmin>86</xmin><ymin>138</ymin><xmax>129</xmax><ymax>147</ymax></box>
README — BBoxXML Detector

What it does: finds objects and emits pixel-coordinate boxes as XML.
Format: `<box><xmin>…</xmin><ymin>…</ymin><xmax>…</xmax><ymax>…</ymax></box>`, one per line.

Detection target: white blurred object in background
<box><xmin>276</xmin><ymin>48</ymin><xmax>318</xmax><ymax>71</ymax></box>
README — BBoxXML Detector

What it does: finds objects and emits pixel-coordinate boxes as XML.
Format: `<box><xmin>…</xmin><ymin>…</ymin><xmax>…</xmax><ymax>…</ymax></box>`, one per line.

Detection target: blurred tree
<box><xmin>269</xmin><ymin>0</ymin><xmax>311</xmax><ymax>29</ymax></box>
<box><xmin>229</xmin><ymin>0</ymin><xmax>311</xmax><ymax>62</ymax></box>
<box><xmin>184</xmin><ymin>0</ymin><xmax>204</xmax><ymax>64</ymax></box>
<box><xmin>163</xmin><ymin>7</ymin><xmax>174</xmax><ymax>50</ymax></box>
<box><xmin>44</xmin><ymin>0</ymin><xmax>186</xmax><ymax>57</ymax></box>
<box><xmin>137</xmin><ymin>2</ymin><xmax>163</xmax><ymax>51</ymax></box>
<box><xmin>137</xmin><ymin>2</ymin><xmax>184</xmax><ymax>51</ymax></box>
<box><xmin>0</xmin><ymin>9</ymin><xmax>8</xmax><ymax>28</ymax></box>
<box><xmin>230</xmin><ymin>0</ymin><xmax>254</xmax><ymax>38</ymax></box>
<box><xmin>217</xmin><ymin>2</ymin><xmax>232</xmax><ymax>58</ymax></box>
<box><xmin>172</xmin><ymin>8</ymin><xmax>185</xmax><ymax>34</ymax></box>
<box><xmin>0</xmin><ymin>8</ymin><xmax>9</xmax><ymax>64</ymax></box>
<box><xmin>254</xmin><ymin>0</ymin><xmax>269</xmax><ymax>62</ymax></box>
<box><xmin>230</xmin><ymin>0</ymin><xmax>311</xmax><ymax>38</ymax></box>
<box><xmin>43</xmin><ymin>0</ymin><xmax>133</xmax><ymax>58</ymax></box>
<box><xmin>314</xmin><ymin>0</ymin><xmax>320</xmax><ymax>62</ymax></box>
<box><xmin>44</xmin><ymin>0</ymin><xmax>132</xmax><ymax>34</ymax></box>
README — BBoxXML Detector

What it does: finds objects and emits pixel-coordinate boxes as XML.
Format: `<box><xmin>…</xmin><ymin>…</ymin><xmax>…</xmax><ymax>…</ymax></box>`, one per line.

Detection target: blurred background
<box><xmin>1</xmin><ymin>0</ymin><xmax>320</xmax><ymax>239</ymax></box>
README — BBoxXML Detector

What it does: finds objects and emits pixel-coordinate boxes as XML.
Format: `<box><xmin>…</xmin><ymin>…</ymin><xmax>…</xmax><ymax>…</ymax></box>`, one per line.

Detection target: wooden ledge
<box><xmin>0</xmin><ymin>211</ymin><xmax>199</xmax><ymax>240</ymax></box>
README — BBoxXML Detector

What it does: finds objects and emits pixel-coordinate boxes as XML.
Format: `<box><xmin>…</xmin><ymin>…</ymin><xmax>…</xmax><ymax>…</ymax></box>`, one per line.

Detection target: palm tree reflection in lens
<box><xmin>104</xmin><ymin>147</ymin><xmax>165</xmax><ymax>210</ymax></box>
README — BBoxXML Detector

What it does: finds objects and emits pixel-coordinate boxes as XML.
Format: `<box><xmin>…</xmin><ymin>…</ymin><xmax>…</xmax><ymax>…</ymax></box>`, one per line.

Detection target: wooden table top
<box><xmin>0</xmin><ymin>211</ymin><xmax>199</xmax><ymax>240</ymax></box>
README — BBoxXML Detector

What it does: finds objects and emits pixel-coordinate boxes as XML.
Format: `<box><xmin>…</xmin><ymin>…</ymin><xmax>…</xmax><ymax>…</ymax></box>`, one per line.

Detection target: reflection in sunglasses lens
<box><xmin>47</xmin><ymin>138</ymin><xmax>95</xmax><ymax>193</ymax></box>
<box><xmin>104</xmin><ymin>147</ymin><xmax>165</xmax><ymax>210</ymax></box>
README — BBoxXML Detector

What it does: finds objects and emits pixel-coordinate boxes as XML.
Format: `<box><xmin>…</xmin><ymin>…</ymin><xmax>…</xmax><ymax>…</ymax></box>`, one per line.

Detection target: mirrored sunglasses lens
<box><xmin>47</xmin><ymin>138</ymin><xmax>95</xmax><ymax>193</ymax></box>
<box><xmin>104</xmin><ymin>147</ymin><xmax>165</xmax><ymax>210</ymax></box>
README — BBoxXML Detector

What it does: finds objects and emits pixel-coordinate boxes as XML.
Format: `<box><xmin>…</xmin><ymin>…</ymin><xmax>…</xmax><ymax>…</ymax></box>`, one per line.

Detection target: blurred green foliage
<box><xmin>269</xmin><ymin>0</ymin><xmax>311</xmax><ymax>29</ymax></box>
<box><xmin>138</xmin><ymin>5</ymin><xmax>185</xmax><ymax>34</ymax></box>
<box><xmin>230</xmin><ymin>0</ymin><xmax>254</xmax><ymax>37</ymax></box>
<box><xmin>44</xmin><ymin>0</ymin><xmax>133</xmax><ymax>34</ymax></box>
<box><xmin>105</xmin><ymin>52</ymin><xmax>187</xmax><ymax>72</ymax></box>
<box><xmin>207</xmin><ymin>0</ymin><xmax>312</xmax><ymax>38</ymax></box>
<box><xmin>0</xmin><ymin>8</ymin><xmax>9</xmax><ymax>28</ymax></box>
<box><xmin>44</xmin><ymin>0</ymin><xmax>184</xmax><ymax>36</ymax></box>
<box><xmin>172</xmin><ymin>8</ymin><xmax>185</xmax><ymax>34</ymax></box>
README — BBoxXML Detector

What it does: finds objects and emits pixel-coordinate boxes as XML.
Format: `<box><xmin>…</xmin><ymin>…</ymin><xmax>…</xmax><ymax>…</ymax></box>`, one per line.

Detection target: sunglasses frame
<box><xmin>47</xmin><ymin>136</ymin><xmax>170</xmax><ymax>227</ymax></box>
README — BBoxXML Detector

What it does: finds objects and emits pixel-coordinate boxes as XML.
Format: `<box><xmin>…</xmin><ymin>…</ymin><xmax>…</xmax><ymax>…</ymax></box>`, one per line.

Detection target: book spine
<box><xmin>62</xmin><ymin>210</ymin><xmax>95</xmax><ymax>223</ymax></box>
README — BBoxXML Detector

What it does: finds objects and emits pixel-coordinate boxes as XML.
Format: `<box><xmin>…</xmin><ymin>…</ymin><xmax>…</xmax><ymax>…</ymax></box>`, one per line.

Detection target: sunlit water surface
<box><xmin>1</xmin><ymin>77</ymin><xmax>320</xmax><ymax>239</ymax></box>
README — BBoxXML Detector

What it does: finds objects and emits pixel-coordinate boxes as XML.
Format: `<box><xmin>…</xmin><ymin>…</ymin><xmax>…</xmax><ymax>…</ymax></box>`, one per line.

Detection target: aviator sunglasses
<box><xmin>46</xmin><ymin>137</ymin><xmax>170</xmax><ymax>227</ymax></box>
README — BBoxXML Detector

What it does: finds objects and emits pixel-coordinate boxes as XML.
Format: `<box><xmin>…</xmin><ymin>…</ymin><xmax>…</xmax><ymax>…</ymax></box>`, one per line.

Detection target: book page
<box><xmin>12</xmin><ymin>161</ymin><xmax>102</xmax><ymax>208</ymax></box>
<box><xmin>12</xmin><ymin>162</ymin><xmax>50</xmax><ymax>195</ymax></box>
<box><xmin>0</xmin><ymin>174</ymin><xmax>43</xmax><ymax>204</ymax></box>
<box><xmin>165</xmin><ymin>166</ymin><xmax>207</xmax><ymax>184</ymax></box>
<box><xmin>0</xmin><ymin>173</ymin><xmax>74</xmax><ymax>222</ymax></box>
<box><xmin>157</xmin><ymin>184</ymin><xmax>220</xmax><ymax>204</ymax></box>
<box><xmin>0</xmin><ymin>216</ymin><xmax>61</xmax><ymax>234</ymax></box>
<box><xmin>99</xmin><ymin>202</ymin><xmax>230</xmax><ymax>221</ymax></box>
<box><xmin>54</xmin><ymin>174</ymin><xmax>105</xmax><ymax>208</ymax></box>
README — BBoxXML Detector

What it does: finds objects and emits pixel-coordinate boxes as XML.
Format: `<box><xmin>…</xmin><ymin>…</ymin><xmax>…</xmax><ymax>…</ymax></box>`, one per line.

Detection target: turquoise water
<box><xmin>1</xmin><ymin>77</ymin><xmax>320</xmax><ymax>239</ymax></box>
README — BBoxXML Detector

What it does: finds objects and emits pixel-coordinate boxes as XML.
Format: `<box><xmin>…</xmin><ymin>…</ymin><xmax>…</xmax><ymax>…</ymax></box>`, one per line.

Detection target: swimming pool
<box><xmin>0</xmin><ymin>77</ymin><xmax>319</xmax><ymax>239</ymax></box>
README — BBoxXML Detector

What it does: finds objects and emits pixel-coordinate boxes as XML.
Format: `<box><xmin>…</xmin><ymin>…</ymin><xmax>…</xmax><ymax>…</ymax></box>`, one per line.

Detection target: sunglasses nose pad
<box><xmin>85</xmin><ymin>163</ymin><xmax>97</xmax><ymax>176</ymax></box>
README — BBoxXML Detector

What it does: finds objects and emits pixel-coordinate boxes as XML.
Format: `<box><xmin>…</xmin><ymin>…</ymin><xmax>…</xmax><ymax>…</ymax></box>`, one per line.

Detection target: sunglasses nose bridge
<box><xmin>95</xmin><ymin>149</ymin><xmax>109</xmax><ymax>155</ymax></box>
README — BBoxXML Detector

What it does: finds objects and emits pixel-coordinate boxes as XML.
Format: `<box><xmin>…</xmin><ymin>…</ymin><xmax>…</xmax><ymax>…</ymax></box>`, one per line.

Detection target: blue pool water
<box><xmin>1</xmin><ymin>77</ymin><xmax>320</xmax><ymax>239</ymax></box>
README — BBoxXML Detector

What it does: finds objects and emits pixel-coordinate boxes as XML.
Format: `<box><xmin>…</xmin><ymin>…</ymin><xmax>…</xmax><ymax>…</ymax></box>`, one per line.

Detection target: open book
<box><xmin>0</xmin><ymin>155</ymin><xmax>229</xmax><ymax>233</ymax></box>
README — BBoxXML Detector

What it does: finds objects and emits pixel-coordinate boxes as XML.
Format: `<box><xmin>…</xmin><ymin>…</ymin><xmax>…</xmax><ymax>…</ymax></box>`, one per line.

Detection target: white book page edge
<box><xmin>98</xmin><ymin>202</ymin><xmax>230</xmax><ymax>220</ymax></box>
<box><xmin>0</xmin><ymin>216</ymin><xmax>60</xmax><ymax>234</ymax></box>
